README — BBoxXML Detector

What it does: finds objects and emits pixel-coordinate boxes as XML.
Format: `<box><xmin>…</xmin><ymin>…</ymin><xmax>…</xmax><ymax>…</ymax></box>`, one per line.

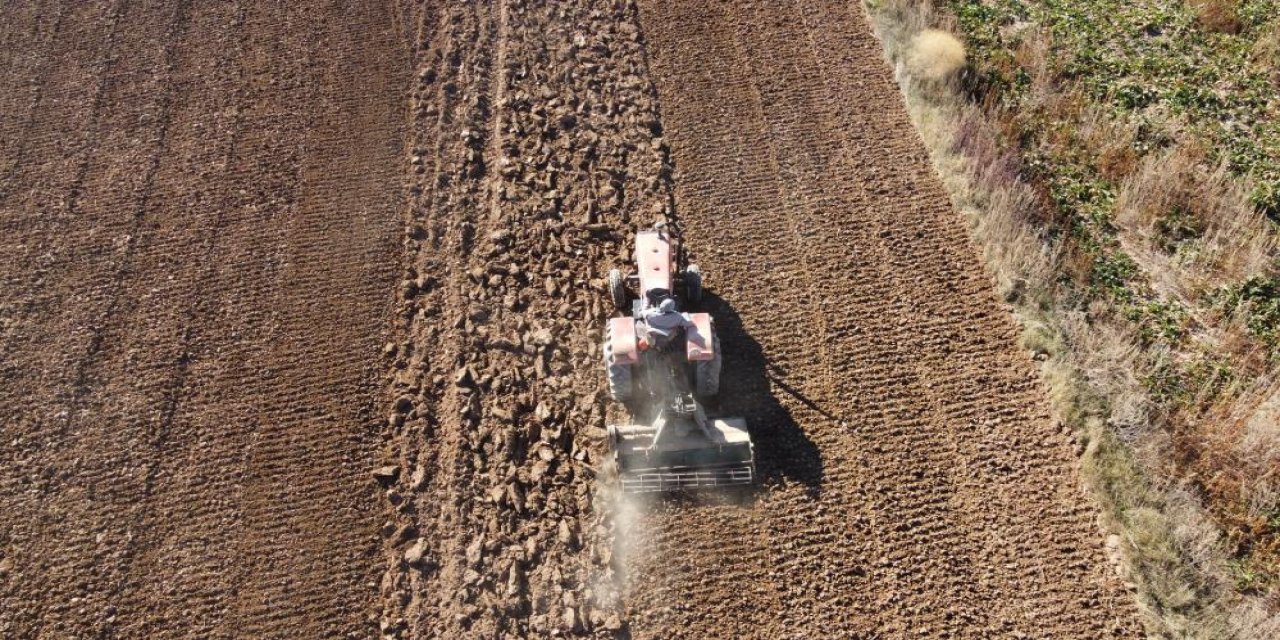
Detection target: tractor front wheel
<box><xmin>608</xmin><ymin>268</ymin><xmax>628</xmax><ymax>311</ymax></box>
<box><xmin>684</xmin><ymin>264</ymin><xmax>703</xmax><ymax>305</ymax></box>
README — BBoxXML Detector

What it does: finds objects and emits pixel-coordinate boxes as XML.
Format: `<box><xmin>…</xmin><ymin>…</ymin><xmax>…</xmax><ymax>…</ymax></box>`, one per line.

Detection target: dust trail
<box><xmin>588</xmin><ymin>465</ymin><xmax>640</xmax><ymax>635</ymax></box>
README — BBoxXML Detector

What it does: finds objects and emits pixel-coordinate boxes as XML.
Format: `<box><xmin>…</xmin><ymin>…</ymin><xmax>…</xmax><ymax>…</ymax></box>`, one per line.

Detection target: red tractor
<box><xmin>602</xmin><ymin>224</ymin><xmax>755</xmax><ymax>493</ymax></box>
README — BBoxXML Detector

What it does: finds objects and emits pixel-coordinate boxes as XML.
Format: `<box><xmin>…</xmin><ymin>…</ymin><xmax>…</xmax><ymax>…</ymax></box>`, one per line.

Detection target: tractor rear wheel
<box><xmin>607</xmin><ymin>357</ymin><xmax>632</xmax><ymax>402</ymax></box>
<box><xmin>608</xmin><ymin>268</ymin><xmax>628</xmax><ymax>311</ymax></box>
<box><xmin>604</xmin><ymin>327</ymin><xmax>633</xmax><ymax>402</ymax></box>
<box><xmin>694</xmin><ymin>333</ymin><xmax>721</xmax><ymax>397</ymax></box>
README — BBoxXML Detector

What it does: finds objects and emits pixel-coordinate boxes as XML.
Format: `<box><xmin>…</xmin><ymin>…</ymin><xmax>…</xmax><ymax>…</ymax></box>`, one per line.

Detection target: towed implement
<box><xmin>602</xmin><ymin>224</ymin><xmax>755</xmax><ymax>493</ymax></box>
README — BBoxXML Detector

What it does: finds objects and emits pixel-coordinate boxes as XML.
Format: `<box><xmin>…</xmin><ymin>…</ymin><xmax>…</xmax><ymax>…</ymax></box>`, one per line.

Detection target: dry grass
<box><xmin>1115</xmin><ymin>145</ymin><xmax>1279</xmax><ymax>301</ymax></box>
<box><xmin>1078</xmin><ymin>109</ymin><xmax>1141</xmax><ymax>183</ymax></box>
<box><xmin>1253</xmin><ymin>21</ymin><xmax>1280</xmax><ymax>87</ymax></box>
<box><xmin>1189</xmin><ymin>0</ymin><xmax>1243</xmax><ymax>35</ymax></box>
<box><xmin>1214</xmin><ymin>379</ymin><xmax>1280</xmax><ymax>568</ymax></box>
<box><xmin>864</xmin><ymin>0</ymin><xmax>1280</xmax><ymax>635</ymax></box>
<box><xmin>1238</xmin><ymin>385</ymin><xmax>1280</xmax><ymax>474</ymax></box>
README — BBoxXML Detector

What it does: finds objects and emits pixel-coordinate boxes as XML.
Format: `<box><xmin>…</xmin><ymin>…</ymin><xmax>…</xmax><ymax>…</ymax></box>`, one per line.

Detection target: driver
<box><xmin>639</xmin><ymin>296</ymin><xmax>694</xmax><ymax>352</ymax></box>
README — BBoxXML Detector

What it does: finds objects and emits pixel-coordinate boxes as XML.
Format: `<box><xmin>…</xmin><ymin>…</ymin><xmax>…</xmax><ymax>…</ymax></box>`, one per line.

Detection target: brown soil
<box><xmin>0</xmin><ymin>1</ymin><xmax>1141</xmax><ymax>638</ymax></box>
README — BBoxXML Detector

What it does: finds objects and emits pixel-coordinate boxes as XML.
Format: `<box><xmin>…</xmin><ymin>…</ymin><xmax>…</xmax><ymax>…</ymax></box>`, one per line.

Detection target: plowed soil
<box><xmin>0</xmin><ymin>1</ymin><xmax>1140</xmax><ymax>638</ymax></box>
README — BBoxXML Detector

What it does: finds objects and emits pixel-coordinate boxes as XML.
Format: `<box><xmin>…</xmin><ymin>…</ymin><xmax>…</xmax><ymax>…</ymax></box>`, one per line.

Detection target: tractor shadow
<box><xmin>706</xmin><ymin>293</ymin><xmax>824</xmax><ymax>496</ymax></box>
<box><xmin>695</xmin><ymin>291</ymin><xmax>825</xmax><ymax>501</ymax></box>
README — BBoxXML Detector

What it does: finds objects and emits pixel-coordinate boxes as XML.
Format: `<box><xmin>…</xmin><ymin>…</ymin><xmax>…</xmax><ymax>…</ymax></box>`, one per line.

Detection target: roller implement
<box><xmin>602</xmin><ymin>224</ymin><xmax>755</xmax><ymax>493</ymax></box>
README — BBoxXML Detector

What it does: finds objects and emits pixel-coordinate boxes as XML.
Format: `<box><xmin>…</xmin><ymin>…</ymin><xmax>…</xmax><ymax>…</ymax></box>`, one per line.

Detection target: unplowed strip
<box><xmin>626</xmin><ymin>0</ymin><xmax>1141</xmax><ymax>637</ymax></box>
<box><xmin>0</xmin><ymin>2</ymin><xmax>410</xmax><ymax>637</ymax></box>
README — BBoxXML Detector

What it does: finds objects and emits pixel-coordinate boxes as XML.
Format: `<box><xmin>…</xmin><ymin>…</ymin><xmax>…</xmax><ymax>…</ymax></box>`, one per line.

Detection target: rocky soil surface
<box><xmin>0</xmin><ymin>1</ymin><xmax>1140</xmax><ymax>638</ymax></box>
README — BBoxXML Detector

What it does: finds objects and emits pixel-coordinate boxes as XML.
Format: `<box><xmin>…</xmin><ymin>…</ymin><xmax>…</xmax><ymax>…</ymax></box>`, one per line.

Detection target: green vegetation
<box><xmin>952</xmin><ymin>0</ymin><xmax>1280</xmax><ymax>358</ymax></box>
<box><xmin>954</xmin><ymin>0</ymin><xmax>1280</xmax><ymax>217</ymax></box>
<box><xmin>947</xmin><ymin>0</ymin><xmax>1279</xmax><ymax>398</ymax></box>
<box><xmin>865</xmin><ymin>0</ymin><xmax>1280</xmax><ymax>634</ymax></box>
<box><xmin>1218</xmin><ymin>274</ymin><xmax>1280</xmax><ymax>348</ymax></box>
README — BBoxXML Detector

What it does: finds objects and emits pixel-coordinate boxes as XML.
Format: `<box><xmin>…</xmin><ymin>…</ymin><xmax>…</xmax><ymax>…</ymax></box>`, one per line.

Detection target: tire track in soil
<box><xmin>371</xmin><ymin>1</ymin><xmax>452</xmax><ymax>633</ymax></box>
<box><xmin>626</xmin><ymin>0</ymin><xmax>1142</xmax><ymax>638</ymax></box>
<box><xmin>411</xmin><ymin>2</ymin><xmax>501</xmax><ymax>630</ymax></box>
<box><xmin>0</xmin><ymin>0</ymin><xmax>66</xmax><ymax>182</ymax></box>
<box><xmin>0</xmin><ymin>1</ymin><xmax>48</xmax><ymax>92</ymax></box>
<box><xmin>0</xmin><ymin>0</ymin><xmax>117</xmax><ymax>376</ymax></box>
<box><xmin>379</xmin><ymin>3</ymin><xmax>501</xmax><ymax>635</ymax></box>
<box><xmin>87</xmin><ymin>1</ymin><xmax>249</xmax><ymax>634</ymax></box>
<box><xmin>0</xmin><ymin>0</ymin><xmax>69</xmax><ymax>202</ymax></box>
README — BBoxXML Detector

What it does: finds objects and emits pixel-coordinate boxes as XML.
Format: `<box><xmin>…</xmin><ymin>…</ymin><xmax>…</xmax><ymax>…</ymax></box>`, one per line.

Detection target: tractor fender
<box><xmin>607</xmin><ymin>317</ymin><xmax>639</xmax><ymax>365</ymax></box>
<box><xmin>686</xmin><ymin>313</ymin><xmax>715</xmax><ymax>361</ymax></box>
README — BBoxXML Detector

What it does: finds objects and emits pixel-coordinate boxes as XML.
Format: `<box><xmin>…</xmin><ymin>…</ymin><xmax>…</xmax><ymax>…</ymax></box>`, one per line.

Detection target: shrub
<box><xmin>908</xmin><ymin>29</ymin><xmax>967</xmax><ymax>81</ymax></box>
